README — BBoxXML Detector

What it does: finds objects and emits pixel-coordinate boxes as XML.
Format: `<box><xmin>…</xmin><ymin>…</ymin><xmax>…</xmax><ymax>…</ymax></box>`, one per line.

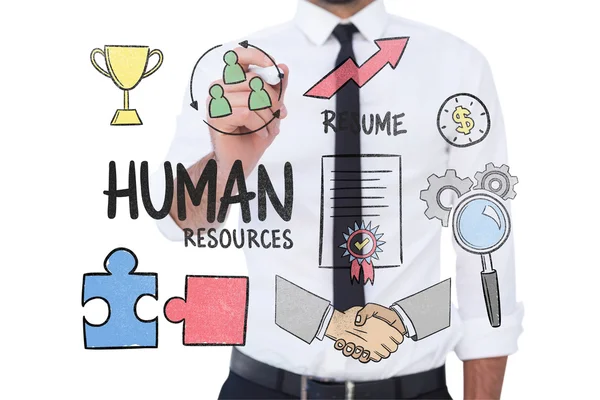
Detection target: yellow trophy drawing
<box><xmin>91</xmin><ymin>45</ymin><xmax>163</xmax><ymax>125</ymax></box>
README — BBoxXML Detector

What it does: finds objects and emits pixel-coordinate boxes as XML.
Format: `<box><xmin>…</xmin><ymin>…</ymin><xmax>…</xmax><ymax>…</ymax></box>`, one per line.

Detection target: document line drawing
<box><xmin>319</xmin><ymin>154</ymin><xmax>402</xmax><ymax>276</ymax></box>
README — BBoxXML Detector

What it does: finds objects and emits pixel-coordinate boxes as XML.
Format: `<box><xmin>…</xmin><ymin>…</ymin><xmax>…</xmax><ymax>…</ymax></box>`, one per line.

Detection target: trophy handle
<box><xmin>90</xmin><ymin>48</ymin><xmax>110</xmax><ymax>78</ymax></box>
<box><xmin>142</xmin><ymin>49</ymin><xmax>164</xmax><ymax>79</ymax></box>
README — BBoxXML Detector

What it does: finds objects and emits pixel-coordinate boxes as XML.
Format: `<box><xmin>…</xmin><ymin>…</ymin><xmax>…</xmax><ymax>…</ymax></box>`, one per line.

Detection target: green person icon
<box><xmin>248</xmin><ymin>77</ymin><xmax>272</xmax><ymax>111</ymax></box>
<box><xmin>223</xmin><ymin>50</ymin><xmax>246</xmax><ymax>85</ymax></box>
<box><xmin>208</xmin><ymin>84</ymin><xmax>232</xmax><ymax>118</ymax></box>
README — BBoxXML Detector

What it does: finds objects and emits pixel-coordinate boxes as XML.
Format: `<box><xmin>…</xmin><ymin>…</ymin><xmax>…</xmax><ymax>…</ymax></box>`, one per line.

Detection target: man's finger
<box><xmin>207</xmin><ymin>106</ymin><xmax>251</xmax><ymax>131</ymax></box>
<box><xmin>224</xmin><ymin>89</ymin><xmax>279</xmax><ymax>119</ymax></box>
<box><xmin>232</xmin><ymin>47</ymin><xmax>273</xmax><ymax>69</ymax></box>
<box><xmin>218</xmin><ymin>72</ymin><xmax>261</xmax><ymax>94</ymax></box>
<box><xmin>270</xmin><ymin>119</ymin><xmax>281</xmax><ymax>137</ymax></box>
<box><xmin>222</xmin><ymin>91</ymin><xmax>253</xmax><ymax>108</ymax></box>
<box><xmin>219</xmin><ymin>80</ymin><xmax>281</xmax><ymax>123</ymax></box>
<box><xmin>208</xmin><ymin>107</ymin><xmax>267</xmax><ymax>137</ymax></box>
<box><xmin>220</xmin><ymin>92</ymin><xmax>278</xmax><ymax>134</ymax></box>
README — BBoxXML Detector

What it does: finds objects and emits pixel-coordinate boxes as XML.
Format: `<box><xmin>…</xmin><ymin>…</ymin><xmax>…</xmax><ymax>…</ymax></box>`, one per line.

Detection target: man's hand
<box><xmin>170</xmin><ymin>48</ymin><xmax>289</xmax><ymax>231</ymax></box>
<box><xmin>206</xmin><ymin>47</ymin><xmax>290</xmax><ymax>176</ymax></box>
<box><xmin>325</xmin><ymin>307</ymin><xmax>404</xmax><ymax>363</ymax></box>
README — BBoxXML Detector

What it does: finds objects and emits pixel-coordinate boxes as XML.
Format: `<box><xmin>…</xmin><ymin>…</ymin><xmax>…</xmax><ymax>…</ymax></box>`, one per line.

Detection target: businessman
<box><xmin>152</xmin><ymin>0</ymin><xmax>523</xmax><ymax>398</ymax></box>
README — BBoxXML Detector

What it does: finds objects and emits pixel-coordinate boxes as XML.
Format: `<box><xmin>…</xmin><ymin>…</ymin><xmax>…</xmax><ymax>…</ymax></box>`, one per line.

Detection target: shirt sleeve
<box><xmin>315</xmin><ymin>304</ymin><xmax>334</xmax><ymax>341</ymax></box>
<box><xmin>447</xmin><ymin>54</ymin><xmax>524</xmax><ymax>361</ymax></box>
<box><xmin>274</xmin><ymin>276</ymin><xmax>332</xmax><ymax>344</ymax></box>
<box><xmin>390</xmin><ymin>304</ymin><xmax>416</xmax><ymax>338</ymax></box>
<box><xmin>149</xmin><ymin>66</ymin><xmax>215</xmax><ymax>242</ymax></box>
<box><xmin>391</xmin><ymin>278</ymin><xmax>451</xmax><ymax>341</ymax></box>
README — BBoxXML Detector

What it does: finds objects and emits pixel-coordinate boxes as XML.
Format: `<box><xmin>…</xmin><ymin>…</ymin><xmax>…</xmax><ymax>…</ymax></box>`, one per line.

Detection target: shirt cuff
<box><xmin>391</xmin><ymin>304</ymin><xmax>416</xmax><ymax>339</ymax></box>
<box><xmin>454</xmin><ymin>302</ymin><xmax>524</xmax><ymax>361</ymax></box>
<box><xmin>315</xmin><ymin>304</ymin><xmax>334</xmax><ymax>341</ymax></box>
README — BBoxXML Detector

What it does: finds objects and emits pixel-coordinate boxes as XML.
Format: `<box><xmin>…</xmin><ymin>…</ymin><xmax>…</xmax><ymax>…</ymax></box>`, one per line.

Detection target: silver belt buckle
<box><xmin>301</xmin><ymin>375</ymin><xmax>308</xmax><ymax>400</ymax></box>
<box><xmin>302</xmin><ymin>376</ymin><xmax>353</xmax><ymax>400</ymax></box>
<box><xmin>346</xmin><ymin>380</ymin><xmax>355</xmax><ymax>400</ymax></box>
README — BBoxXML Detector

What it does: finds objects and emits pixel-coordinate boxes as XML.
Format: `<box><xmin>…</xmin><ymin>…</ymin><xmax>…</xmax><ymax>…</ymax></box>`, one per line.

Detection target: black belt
<box><xmin>229</xmin><ymin>348</ymin><xmax>447</xmax><ymax>399</ymax></box>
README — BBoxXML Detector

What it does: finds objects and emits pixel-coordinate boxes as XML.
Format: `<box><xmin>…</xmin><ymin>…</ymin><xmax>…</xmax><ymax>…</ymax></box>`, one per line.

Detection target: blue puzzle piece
<box><xmin>82</xmin><ymin>248</ymin><xmax>158</xmax><ymax>349</ymax></box>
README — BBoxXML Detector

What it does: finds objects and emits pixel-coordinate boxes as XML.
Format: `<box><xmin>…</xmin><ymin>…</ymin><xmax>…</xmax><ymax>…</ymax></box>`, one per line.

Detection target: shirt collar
<box><xmin>295</xmin><ymin>0</ymin><xmax>389</xmax><ymax>46</ymax></box>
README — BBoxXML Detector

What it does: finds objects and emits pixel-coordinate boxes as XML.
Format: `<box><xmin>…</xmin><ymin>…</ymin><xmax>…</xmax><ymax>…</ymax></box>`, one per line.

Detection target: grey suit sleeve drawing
<box><xmin>275</xmin><ymin>276</ymin><xmax>332</xmax><ymax>344</ymax></box>
<box><xmin>392</xmin><ymin>279</ymin><xmax>451</xmax><ymax>341</ymax></box>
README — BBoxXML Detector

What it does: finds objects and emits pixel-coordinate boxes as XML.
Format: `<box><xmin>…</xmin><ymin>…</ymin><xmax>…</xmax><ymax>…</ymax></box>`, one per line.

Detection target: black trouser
<box><xmin>218</xmin><ymin>370</ymin><xmax>453</xmax><ymax>400</ymax></box>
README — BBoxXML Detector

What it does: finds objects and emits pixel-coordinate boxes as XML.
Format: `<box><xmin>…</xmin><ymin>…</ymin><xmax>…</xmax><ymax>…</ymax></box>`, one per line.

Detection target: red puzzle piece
<box><xmin>164</xmin><ymin>276</ymin><xmax>248</xmax><ymax>345</ymax></box>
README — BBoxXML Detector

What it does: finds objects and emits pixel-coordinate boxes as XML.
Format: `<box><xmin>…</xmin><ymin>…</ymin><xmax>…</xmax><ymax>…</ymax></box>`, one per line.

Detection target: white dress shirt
<box><xmin>151</xmin><ymin>0</ymin><xmax>523</xmax><ymax>381</ymax></box>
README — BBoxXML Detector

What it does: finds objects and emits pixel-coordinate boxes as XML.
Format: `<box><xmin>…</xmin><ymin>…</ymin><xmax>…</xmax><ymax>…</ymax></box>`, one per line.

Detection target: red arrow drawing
<box><xmin>304</xmin><ymin>37</ymin><xmax>410</xmax><ymax>99</ymax></box>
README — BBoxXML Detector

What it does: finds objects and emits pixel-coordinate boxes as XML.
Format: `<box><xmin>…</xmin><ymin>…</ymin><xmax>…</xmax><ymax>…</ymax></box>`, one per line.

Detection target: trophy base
<box><xmin>111</xmin><ymin>109</ymin><xmax>143</xmax><ymax>126</ymax></box>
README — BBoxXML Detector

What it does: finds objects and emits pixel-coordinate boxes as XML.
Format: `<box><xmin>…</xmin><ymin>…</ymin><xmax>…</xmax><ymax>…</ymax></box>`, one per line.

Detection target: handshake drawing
<box><xmin>275</xmin><ymin>276</ymin><xmax>451</xmax><ymax>364</ymax></box>
<box><xmin>326</xmin><ymin>304</ymin><xmax>408</xmax><ymax>363</ymax></box>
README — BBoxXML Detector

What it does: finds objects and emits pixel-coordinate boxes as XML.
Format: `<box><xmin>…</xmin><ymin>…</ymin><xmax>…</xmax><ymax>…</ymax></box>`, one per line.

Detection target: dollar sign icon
<box><xmin>453</xmin><ymin>106</ymin><xmax>475</xmax><ymax>135</ymax></box>
<box><xmin>438</xmin><ymin>93</ymin><xmax>490</xmax><ymax>148</ymax></box>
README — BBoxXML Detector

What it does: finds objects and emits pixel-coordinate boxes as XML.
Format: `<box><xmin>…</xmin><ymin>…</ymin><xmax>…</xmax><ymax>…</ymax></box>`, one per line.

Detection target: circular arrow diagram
<box><xmin>189</xmin><ymin>40</ymin><xmax>283</xmax><ymax>136</ymax></box>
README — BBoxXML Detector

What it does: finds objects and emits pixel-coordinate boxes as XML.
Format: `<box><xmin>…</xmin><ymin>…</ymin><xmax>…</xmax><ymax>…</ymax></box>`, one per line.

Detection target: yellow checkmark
<box><xmin>354</xmin><ymin>238</ymin><xmax>370</xmax><ymax>251</ymax></box>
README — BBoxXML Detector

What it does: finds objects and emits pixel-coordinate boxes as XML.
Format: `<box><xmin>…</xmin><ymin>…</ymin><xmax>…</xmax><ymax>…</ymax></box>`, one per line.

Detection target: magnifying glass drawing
<box><xmin>452</xmin><ymin>191</ymin><xmax>511</xmax><ymax>328</ymax></box>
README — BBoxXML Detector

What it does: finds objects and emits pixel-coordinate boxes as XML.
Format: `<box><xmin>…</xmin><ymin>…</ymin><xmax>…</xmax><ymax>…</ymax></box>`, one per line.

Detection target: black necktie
<box><xmin>332</xmin><ymin>23</ymin><xmax>365</xmax><ymax>310</ymax></box>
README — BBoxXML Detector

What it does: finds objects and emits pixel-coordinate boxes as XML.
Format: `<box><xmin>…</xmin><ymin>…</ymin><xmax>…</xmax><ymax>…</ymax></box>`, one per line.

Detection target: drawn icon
<box><xmin>453</xmin><ymin>192</ymin><xmax>511</xmax><ymax>328</ymax></box>
<box><xmin>164</xmin><ymin>276</ymin><xmax>249</xmax><ymax>345</ymax></box>
<box><xmin>90</xmin><ymin>45</ymin><xmax>163</xmax><ymax>125</ymax></box>
<box><xmin>274</xmin><ymin>275</ymin><xmax>450</xmax><ymax>363</ymax></box>
<box><xmin>208</xmin><ymin>84</ymin><xmax>233</xmax><ymax>118</ymax></box>
<box><xmin>339</xmin><ymin>221</ymin><xmax>385</xmax><ymax>284</ymax></box>
<box><xmin>248</xmin><ymin>77</ymin><xmax>272</xmax><ymax>110</ymax></box>
<box><xmin>419</xmin><ymin>164</ymin><xmax>518</xmax><ymax>327</ymax></box>
<box><xmin>437</xmin><ymin>93</ymin><xmax>490</xmax><ymax>147</ymax></box>
<box><xmin>420</xmin><ymin>169</ymin><xmax>474</xmax><ymax>227</ymax></box>
<box><xmin>189</xmin><ymin>40</ymin><xmax>283</xmax><ymax>136</ymax></box>
<box><xmin>319</xmin><ymin>155</ymin><xmax>403</xmax><ymax>273</ymax></box>
<box><xmin>453</xmin><ymin>106</ymin><xmax>474</xmax><ymax>135</ymax></box>
<box><xmin>304</xmin><ymin>37</ymin><xmax>410</xmax><ymax>99</ymax></box>
<box><xmin>82</xmin><ymin>248</ymin><xmax>158</xmax><ymax>349</ymax></box>
<box><xmin>223</xmin><ymin>50</ymin><xmax>246</xmax><ymax>85</ymax></box>
<box><xmin>474</xmin><ymin>163</ymin><xmax>518</xmax><ymax>200</ymax></box>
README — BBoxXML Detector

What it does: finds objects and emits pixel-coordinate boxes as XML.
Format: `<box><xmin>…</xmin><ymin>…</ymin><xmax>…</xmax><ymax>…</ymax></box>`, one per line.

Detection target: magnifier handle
<box><xmin>481</xmin><ymin>270</ymin><xmax>501</xmax><ymax>328</ymax></box>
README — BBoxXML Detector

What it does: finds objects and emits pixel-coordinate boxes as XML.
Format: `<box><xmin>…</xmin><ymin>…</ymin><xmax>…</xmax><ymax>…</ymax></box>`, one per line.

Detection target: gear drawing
<box><xmin>474</xmin><ymin>163</ymin><xmax>518</xmax><ymax>200</ymax></box>
<box><xmin>420</xmin><ymin>170</ymin><xmax>474</xmax><ymax>227</ymax></box>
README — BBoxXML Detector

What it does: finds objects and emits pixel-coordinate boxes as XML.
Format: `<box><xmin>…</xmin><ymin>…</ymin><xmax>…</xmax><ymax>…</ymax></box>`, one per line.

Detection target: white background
<box><xmin>1</xmin><ymin>0</ymin><xmax>599</xmax><ymax>398</ymax></box>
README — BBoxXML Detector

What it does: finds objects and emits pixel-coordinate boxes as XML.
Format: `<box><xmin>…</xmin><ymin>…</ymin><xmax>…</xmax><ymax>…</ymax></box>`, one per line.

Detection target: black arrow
<box><xmin>238</xmin><ymin>40</ymin><xmax>283</xmax><ymax>101</ymax></box>
<box><xmin>204</xmin><ymin>109</ymin><xmax>281</xmax><ymax>136</ymax></box>
<box><xmin>190</xmin><ymin>44</ymin><xmax>222</xmax><ymax>110</ymax></box>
